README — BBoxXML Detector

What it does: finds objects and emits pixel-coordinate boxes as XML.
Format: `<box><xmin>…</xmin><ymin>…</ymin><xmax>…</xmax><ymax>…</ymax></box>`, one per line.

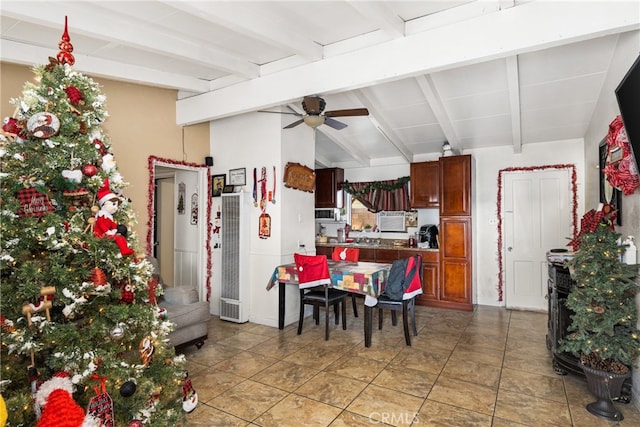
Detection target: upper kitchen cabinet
<box><xmin>315</xmin><ymin>167</ymin><xmax>344</xmax><ymax>208</ymax></box>
<box><xmin>410</xmin><ymin>161</ymin><xmax>439</xmax><ymax>208</ymax></box>
<box><xmin>439</xmin><ymin>155</ymin><xmax>472</xmax><ymax>216</ymax></box>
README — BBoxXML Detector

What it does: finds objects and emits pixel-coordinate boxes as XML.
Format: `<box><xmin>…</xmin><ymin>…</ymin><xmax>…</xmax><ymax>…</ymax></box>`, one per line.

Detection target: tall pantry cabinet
<box><xmin>438</xmin><ymin>155</ymin><xmax>473</xmax><ymax>311</ymax></box>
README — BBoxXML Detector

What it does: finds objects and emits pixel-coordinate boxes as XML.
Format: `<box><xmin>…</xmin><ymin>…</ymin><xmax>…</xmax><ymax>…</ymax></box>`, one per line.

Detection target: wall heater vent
<box><xmin>220</xmin><ymin>192</ymin><xmax>250</xmax><ymax>323</ymax></box>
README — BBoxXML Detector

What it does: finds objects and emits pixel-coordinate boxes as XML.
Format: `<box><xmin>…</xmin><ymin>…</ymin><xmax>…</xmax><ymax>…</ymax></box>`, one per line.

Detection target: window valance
<box><xmin>341</xmin><ymin>176</ymin><xmax>410</xmax><ymax>213</ymax></box>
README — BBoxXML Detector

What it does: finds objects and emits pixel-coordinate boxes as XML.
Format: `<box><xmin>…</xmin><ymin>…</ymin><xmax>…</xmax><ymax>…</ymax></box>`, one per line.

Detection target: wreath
<box><xmin>602</xmin><ymin>116</ymin><xmax>639</xmax><ymax>195</ymax></box>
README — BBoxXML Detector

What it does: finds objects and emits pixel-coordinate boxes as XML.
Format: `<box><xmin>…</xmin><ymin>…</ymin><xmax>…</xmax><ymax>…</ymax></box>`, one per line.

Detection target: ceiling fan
<box><xmin>259</xmin><ymin>96</ymin><xmax>369</xmax><ymax>130</ymax></box>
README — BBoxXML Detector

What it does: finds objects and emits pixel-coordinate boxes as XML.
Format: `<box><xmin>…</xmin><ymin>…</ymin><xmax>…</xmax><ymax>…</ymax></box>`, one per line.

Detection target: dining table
<box><xmin>267</xmin><ymin>260</ymin><xmax>392</xmax><ymax>347</ymax></box>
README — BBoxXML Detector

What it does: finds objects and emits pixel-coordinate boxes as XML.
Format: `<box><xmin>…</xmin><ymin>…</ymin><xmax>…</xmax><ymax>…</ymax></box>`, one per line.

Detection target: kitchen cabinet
<box><xmin>315</xmin><ymin>167</ymin><xmax>344</xmax><ymax>208</ymax></box>
<box><xmin>438</xmin><ymin>217</ymin><xmax>472</xmax><ymax>310</ymax></box>
<box><xmin>358</xmin><ymin>248</ymin><xmax>376</xmax><ymax>262</ymax></box>
<box><xmin>405</xmin><ymin>250</ymin><xmax>439</xmax><ymax>305</ymax></box>
<box><xmin>410</xmin><ymin>161</ymin><xmax>439</xmax><ymax>208</ymax></box>
<box><xmin>315</xmin><ymin>246</ymin><xmax>333</xmax><ymax>257</ymax></box>
<box><xmin>438</xmin><ymin>154</ymin><xmax>473</xmax><ymax>311</ymax></box>
<box><xmin>439</xmin><ymin>155</ymin><xmax>471</xmax><ymax>216</ymax></box>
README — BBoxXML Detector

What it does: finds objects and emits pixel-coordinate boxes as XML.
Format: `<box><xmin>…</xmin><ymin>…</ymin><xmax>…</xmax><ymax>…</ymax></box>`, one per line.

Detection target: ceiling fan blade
<box><xmin>323</xmin><ymin>117</ymin><xmax>348</xmax><ymax>130</ymax></box>
<box><xmin>324</xmin><ymin>108</ymin><xmax>369</xmax><ymax>117</ymax></box>
<box><xmin>283</xmin><ymin>118</ymin><xmax>305</xmax><ymax>129</ymax></box>
<box><xmin>257</xmin><ymin>110</ymin><xmax>302</xmax><ymax>117</ymax></box>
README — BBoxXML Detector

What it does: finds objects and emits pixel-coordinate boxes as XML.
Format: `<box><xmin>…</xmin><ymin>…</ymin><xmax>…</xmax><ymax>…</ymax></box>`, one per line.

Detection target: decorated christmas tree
<box><xmin>0</xmin><ymin>19</ymin><xmax>189</xmax><ymax>426</ymax></box>
<box><xmin>560</xmin><ymin>209</ymin><xmax>640</xmax><ymax>374</ymax></box>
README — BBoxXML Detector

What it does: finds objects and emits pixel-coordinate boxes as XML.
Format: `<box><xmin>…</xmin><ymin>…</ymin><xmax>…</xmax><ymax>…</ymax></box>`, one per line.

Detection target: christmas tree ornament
<box><xmin>16</xmin><ymin>188</ymin><xmax>56</xmax><ymax>217</ymax></box>
<box><xmin>94</xmin><ymin>178</ymin><xmax>135</xmax><ymax>256</ymax></box>
<box><xmin>61</xmin><ymin>169</ymin><xmax>83</xmax><ymax>183</ymax></box>
<box><xmin>64</xmin><ymin>85</ymin><xmax>83</xmax><ymax>106</ymax></box>
<box><xmin>81</xmin><ymin>163</ymin><xmax>98</xmax><ymax>177</ymax></box>
<box><xmin>89</xmin><ymin>267</ymin><xmax>107</xmax><ymax>287</ymax></box>
<box><xmin>120</xmin><ymin>283</ymin><xmax>135</xmax><ymax>304</ymax></box>
<box><xmin>56</xmin><ymin>16</ymin><xmax>75</xmax><ymax>66</ymax></box>
<box><xmin>182</xmin><ymin>371</ymin><xmax>198</xmax><ymax>413</ymax></box>
<box><xmin>26</xmin><ymin>112</ymin><xmax>60</xmax><ymax>139</ymax></box>
<box><xmin>110</xmin><ymin>323</ymin><xmax>125</xmax><ymax>340</ymax></box>
<box><xmin>119</xmin><ymin>380</ymin><xmax>136</xmax><ymax>398</ymax></box>
<box><xmin>87</xmin><ymin>375</ymin><xmax>114</xmax><ymax>427</ymax></box>
<box><xmin>139</xmin><ymin>337</ymin><xmax>154</xmax><ymax>366</ymax></box>
<box><xmin>128</xmin><ymin>420</ymin><xmax>143</xmax><ymax>427</ymax></box>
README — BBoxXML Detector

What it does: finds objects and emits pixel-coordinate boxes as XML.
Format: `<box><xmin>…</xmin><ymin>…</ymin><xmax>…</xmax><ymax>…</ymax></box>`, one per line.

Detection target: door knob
<box><xmin>507</xmin><ymin>246</ymin><xmax>513</xmax><ymax>251</ymax></box>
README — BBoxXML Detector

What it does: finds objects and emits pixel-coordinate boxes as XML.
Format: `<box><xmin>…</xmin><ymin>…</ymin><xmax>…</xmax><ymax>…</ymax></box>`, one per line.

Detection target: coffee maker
<box><xmin>418</xmin><ymin>224</ymin><xmax>438</xmax><ymax>248</ymax></box>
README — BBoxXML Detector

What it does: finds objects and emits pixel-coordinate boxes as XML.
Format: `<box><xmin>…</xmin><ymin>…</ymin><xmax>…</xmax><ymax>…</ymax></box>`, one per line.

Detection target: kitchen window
<box><xmin>347</xmin><ymin>194</ymin><xmax>377</xmax><ymax>231</ymax></box>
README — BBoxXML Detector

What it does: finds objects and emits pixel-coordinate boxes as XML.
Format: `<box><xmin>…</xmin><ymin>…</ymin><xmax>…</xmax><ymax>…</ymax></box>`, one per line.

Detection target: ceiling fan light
<box><xmin>303</xmin><ymin>115</ymin><xmax>324</xmax><ymax>128</ymax></box>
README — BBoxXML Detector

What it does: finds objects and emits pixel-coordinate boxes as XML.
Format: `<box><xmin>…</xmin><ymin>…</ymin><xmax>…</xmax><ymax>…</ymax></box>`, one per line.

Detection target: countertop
<box><xmin>315</xmin><ymin>241</ymin><xmax>438</xmax><ymax>252</ymax></box>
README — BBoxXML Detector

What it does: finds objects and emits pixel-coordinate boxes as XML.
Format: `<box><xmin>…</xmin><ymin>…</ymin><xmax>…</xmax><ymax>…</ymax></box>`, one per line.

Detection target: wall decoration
<box><xmin>599</xmin><ymin>141</ymin><xmax>622</xmax><ymax>226</ymax></box>
<box><xmin>177</xmin><ymin>182</ymin><xmax>185</xmax><ymax>215</ymax></box>
<box><xmin>603</xmin><ymin>116</ymin><xmax>638</xmax><ymax>195</ymax></box>
<box><xmin>190</xmin><ymin>193</ymin><xmax>198</xmax><ymax>225</ymax></box>
<box><xmin>228</xmin><ymin>168</ymin><xmax>246</xmax><ymax>186</ymax></box>
<box><xmin>211</xmin><ymin>174</ymin><xmax>225</xmax><ymax>197</ymax></box>
<box><xmin>283</xmin><ymin>162</ymin><xmax>315</xmax><ymax>192</ymax></box>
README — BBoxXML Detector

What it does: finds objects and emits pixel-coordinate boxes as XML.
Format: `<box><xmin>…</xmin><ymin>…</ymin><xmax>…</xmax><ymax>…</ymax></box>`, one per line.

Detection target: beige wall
<box><xmin>1</xmin><ymin>62</ymin><xmax>209</xmax><ymax>250</ymax></box>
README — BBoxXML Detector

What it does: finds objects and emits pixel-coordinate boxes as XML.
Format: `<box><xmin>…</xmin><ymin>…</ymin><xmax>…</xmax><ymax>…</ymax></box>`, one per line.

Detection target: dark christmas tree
<box><xmin>0</xmin><ymin>20</ymin><xmax>187</xmax><ymax>426</ymax></box>
<box><xmin>559</xmin><ymin>210</ymin><xmax>640</xmax><ymax>374</ymax></box>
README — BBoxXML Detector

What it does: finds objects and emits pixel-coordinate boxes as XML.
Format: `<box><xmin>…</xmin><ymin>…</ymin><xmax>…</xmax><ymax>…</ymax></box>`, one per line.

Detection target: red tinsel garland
<box><xmin>496</xmin><ymin>164</ymin><xmax>578</xmax><ymax>302</ymax></box>
<box><xmin>146</xmin><ymin>156</ymin><xmax>212</xmax><ymax>301</ymax></box>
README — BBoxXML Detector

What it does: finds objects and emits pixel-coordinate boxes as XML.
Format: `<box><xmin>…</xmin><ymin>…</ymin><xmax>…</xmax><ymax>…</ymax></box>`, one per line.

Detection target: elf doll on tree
<box><xmin>93</xmin><ymin>178</ymin><xmax>135</xmax><ymax>256</ymax></box>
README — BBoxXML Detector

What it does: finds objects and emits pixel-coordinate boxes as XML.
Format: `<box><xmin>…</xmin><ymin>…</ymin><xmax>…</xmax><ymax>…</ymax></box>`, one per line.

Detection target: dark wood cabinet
<box><xmin>405</xmin><ymin>250</ymin><xmax>439</xmax><ymax>305</ymax></box>
<box><xmin>315</xmin><ymin>246</ymin><xmax>333</xmax><ymax>257</ymax></box>
<box><xmin>315</xmin><ymin>168</ymin><xmax>344</xmax><ymax>208</ymax></box>
<box><xmin>410</xmin><ymin>161</ymin><xmax>439</xmax><ymax>208</ymax></box>
<box><xmin>439</xmin><ymin>155</ymin><xmax>471</xmax><ymax>216</ymax></box>
<box><xmin>438</xmin><ymin>217</ymin><xmax>472</xmax><ymax>310</ymax></box>
<box><xmin>437</xmin><ymin>154</ymin><xmax>473</xmax><ymax>311</ymax></box>
<box><xmin>358</xmin><ymin>248</ymin><xmax>376</xmax><ymax>262</ymax></box>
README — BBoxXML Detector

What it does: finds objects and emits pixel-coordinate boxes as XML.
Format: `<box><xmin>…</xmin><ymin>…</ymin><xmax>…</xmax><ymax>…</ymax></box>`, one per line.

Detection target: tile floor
<box><xmin>180</xmin><ymin>304</ymin><xmax>640</xmax><ymax>426</ymax></box>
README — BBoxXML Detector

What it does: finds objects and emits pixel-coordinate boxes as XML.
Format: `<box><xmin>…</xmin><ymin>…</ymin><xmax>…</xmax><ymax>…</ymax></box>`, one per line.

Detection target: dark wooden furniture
<box><xmin>546</xmin><ymin>262</ymin><xmax>582</xmax><ymax>376</ymax></box>
<box><xmin>410</xmin><ymin>160</ymin><xmax>439</xmax><ymax>208</ymax></box>
<box><xmin>375</xmin><ymin>254</ymin><xmax>423</xmax><ymax>346</ymax></box>
<box><xmin>314</xmin><ymin>167</ymin><xmax>344</xmax><ymax>208</ymax></box>
<box><xmin>438</xmin><ymin>154</ymin><xmax>473</xmax><ymax>311</ymax></box>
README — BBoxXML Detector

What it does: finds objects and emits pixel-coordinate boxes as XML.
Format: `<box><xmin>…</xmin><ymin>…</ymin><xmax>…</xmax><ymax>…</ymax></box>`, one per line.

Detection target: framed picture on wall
<box><xmin>212</xmin><ymin>174</ymin><xmax>225</xmax><ymax>197</ymax></box>
<box><xmin>228</xmin><ymin>168</ymin><xmax>246</xmax><ymax>186</ymax></box>
<box><xmin>599</xmin><ymin>141</ymin><xmax>622</xmax><ymax>225</ymax></box>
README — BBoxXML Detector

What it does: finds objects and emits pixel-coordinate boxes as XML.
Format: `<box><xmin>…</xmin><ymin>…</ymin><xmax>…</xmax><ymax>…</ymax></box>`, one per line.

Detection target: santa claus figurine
<box><xmin>94</xmin><ymin>179</ymin><xmax>135</xmax><ymax>256</ymax></box>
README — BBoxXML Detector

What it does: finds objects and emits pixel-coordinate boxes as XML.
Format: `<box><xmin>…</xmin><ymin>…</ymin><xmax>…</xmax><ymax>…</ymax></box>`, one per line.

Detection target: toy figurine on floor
<box><xmin>94</xmin><ymin>179</ymin><xmax>135</xmax><ymax>256</ymax></box>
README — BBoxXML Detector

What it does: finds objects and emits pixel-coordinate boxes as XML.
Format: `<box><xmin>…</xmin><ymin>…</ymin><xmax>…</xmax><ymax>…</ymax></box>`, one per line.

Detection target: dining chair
<box><xmin>294</xmin><ymin>253</ymin><xmax>347</xmax><ymax>340</ymax></box>
<box><xmin>331</xmin><ymin>246</ymin><xmax>361</xmax><ymax>317</ymax></box>
<box><xmin>376</xmin><ymin>254</ymin><xmax>423</xmax><ymax>346</ymax></box>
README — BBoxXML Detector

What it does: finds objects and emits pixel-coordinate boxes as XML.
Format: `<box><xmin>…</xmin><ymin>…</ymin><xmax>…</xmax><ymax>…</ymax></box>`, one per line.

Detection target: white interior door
<box><xmin>503</xmin><ymin>169</ymin><xmax>572</xmax><ymax>311</ymax></box>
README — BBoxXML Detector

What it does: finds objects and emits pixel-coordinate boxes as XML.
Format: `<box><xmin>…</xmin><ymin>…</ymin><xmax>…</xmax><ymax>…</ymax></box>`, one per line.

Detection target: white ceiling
<box><xmin>2</xmin><ymin>1</ymin><xmax>639</xmax><ymax>168</ymax></box>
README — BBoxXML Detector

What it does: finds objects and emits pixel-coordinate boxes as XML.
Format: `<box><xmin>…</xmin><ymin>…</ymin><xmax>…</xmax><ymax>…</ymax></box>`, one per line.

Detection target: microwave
<box><xmin>315</xmin><ymin>208</ymin><xmax>337</xmax><ymax>220</ymax></box>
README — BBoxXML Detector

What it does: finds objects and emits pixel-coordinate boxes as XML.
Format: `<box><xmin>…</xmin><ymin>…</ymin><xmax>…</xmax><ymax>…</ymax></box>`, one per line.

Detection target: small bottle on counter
<box><xmin>408</xmin><ymin>233</ymin><xmax>417</xmax><ymax>248</ymax></box>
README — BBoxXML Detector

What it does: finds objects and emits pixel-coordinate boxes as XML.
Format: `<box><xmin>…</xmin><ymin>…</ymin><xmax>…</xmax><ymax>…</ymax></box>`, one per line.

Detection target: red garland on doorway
<box><xmin>495</xmin><ymin>164</ymin><xmax>578</xmax><ymax>301</ymax></box>
<box><xmin>147</xmin><ymin>155</ymin><xmax>213</xmax><ymax>301</ymax></box>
